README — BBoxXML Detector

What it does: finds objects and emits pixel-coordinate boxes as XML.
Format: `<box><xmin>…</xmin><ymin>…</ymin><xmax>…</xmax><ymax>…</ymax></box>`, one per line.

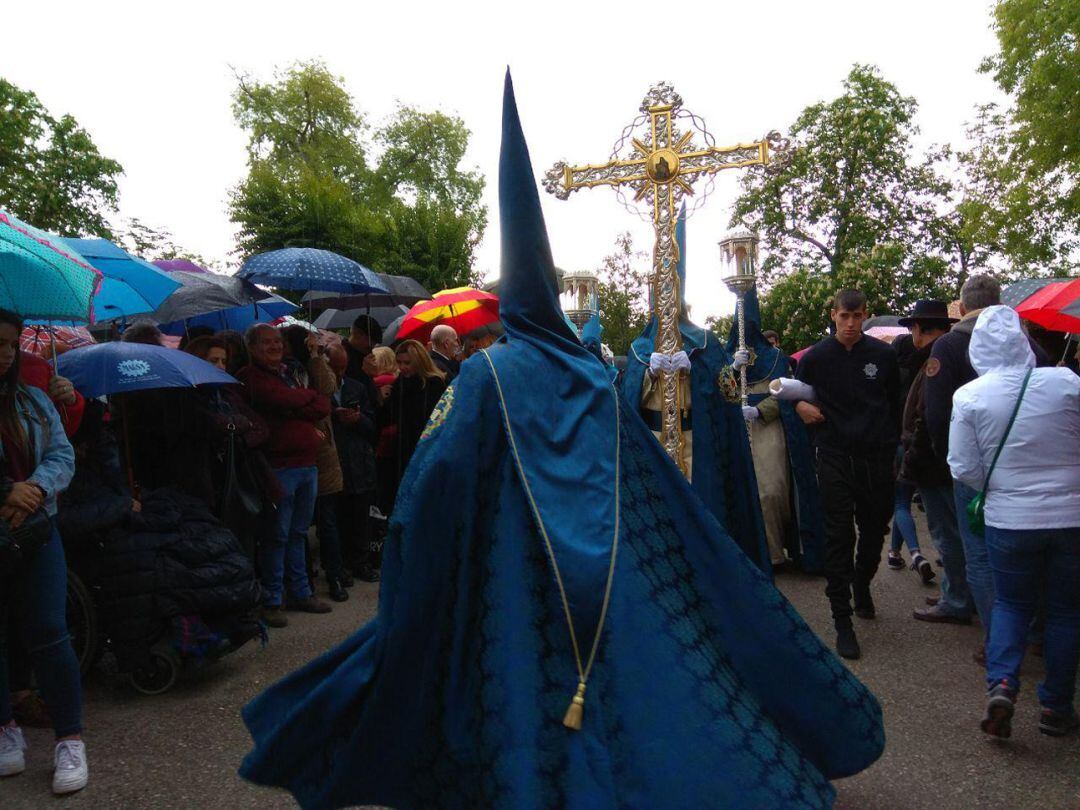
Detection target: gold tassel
<box><xmin>563</xmin><ymin>682</ymin><xmax>586</xmax><ymax>730</ymax></box>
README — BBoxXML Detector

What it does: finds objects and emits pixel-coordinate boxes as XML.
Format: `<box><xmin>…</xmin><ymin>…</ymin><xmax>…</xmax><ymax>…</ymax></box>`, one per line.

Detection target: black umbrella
<box><xmin>313</xmin><ymin>305</ymin><xmax>410</xmax><ymax>331</ymax></box>
<box><xmin>1001</xmin><ymin>277</ymin><xmax>1073</xmax><ymax>308</ymax></box>
<box><xmin>301</xmin><ymin>274</ymin><xmax>431</xmax><ymax>312</ymax></box>
<box><xmin>863</xmin><ymin>315</ymin><xmax>902</xmax><ymax>328</ymax></box>
<box><xmin>145</xmin><ymin>271</ymin><xmax>296</xmax><ymax>333</ymax></box>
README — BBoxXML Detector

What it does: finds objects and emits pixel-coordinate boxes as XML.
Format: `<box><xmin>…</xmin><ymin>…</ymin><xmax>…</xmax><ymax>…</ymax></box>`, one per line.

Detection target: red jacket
<box><xmin>236</xmin><ymin>362</ymin><xmax>330</xmax><ymax>470</ymax></box>
<box><xmin>20</xmin><ymin>352</ymin><xmax>85</xmax><ymax>437</ymax></box>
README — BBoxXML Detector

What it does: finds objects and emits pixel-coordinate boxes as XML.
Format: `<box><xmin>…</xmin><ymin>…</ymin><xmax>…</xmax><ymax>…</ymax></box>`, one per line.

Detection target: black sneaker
<box><xmin>327</xmin><ymin>577</ymin><xmax>349</xmax><ymax>603</ymax></box>
<box><xmin>981</xmin><ymin>680</ymin><xmax>1016</xmax><ymax>738</ymax></box>
<box><xmin>1039</xmin><ymin>707</ymin><xmax>1080</xmax><ymax>737</ymax></box>
<box><xmin>911</xmin><ymin>553</ymin><xmax>936</xmax><ymax>585</ymax></box>
<box><xmin>887</xmin><ymin>551</ymin><xmax>904</xmax><ymax>570</ymax></box>
<box><xmin>835</xmin><ymin>623</ymin><xmax>861</xmax><ymax>660</ymax></box>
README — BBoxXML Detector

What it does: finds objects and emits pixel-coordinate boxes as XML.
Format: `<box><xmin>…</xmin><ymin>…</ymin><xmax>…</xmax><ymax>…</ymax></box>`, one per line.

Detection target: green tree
<box><xmin>983</xmin><ymin>0</ymin><xmax>1080</xmax><ymax>197</ymax></box>
<box><xmin>0</xmin><ymin>78</ymin><xmax>122</xmax><ymax>237</ymax></box>
<box><xmin>228</xmin><ymin>62</ymin><xmax>487</xmax><ymax>292</ymax></box>
<box><xmin>595</xmin><ymin>232</ymin><xmax>650</xmax><ymax>356</ymax></box>
<box><xmin>115</xmin><ymin>217</ymin><xmax>219</xmax><ymax>270</ymax></box>
<box><xmin>731</xmin><ymin>65</ymin><xmax>948</xmax><ymax>283</ymax></box>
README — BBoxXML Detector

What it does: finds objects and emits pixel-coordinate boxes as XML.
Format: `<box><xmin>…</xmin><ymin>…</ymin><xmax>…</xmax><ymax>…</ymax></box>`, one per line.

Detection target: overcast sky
<box><xmin>3</xmin><ymin>0</ymin><xmax>1004</xmax><ymax>320</ymax></box>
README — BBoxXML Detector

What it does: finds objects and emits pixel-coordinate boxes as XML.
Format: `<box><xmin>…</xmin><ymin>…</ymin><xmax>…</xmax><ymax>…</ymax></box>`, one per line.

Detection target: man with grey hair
<box><xmin>428</xmin><ymin>324</ymin><xmax>461</xmax><ymax>381</ymax></box>
<box><xmin>923</xmin><ymin>275</ymin><xmax>1049</xmax><ymax>659</ymax></box>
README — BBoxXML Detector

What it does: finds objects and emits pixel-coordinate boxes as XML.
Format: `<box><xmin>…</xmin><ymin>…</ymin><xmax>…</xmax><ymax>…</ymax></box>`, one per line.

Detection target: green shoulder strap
<box><xmin>982</xmin><ymin>368</ymin><xmax>1032</xmax><ymax>495</ymax></box>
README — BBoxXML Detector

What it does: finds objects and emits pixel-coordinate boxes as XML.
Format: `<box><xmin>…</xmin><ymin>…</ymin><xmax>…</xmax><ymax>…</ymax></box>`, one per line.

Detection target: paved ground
<box><xmin>5</xmin><ymin>519</ymin><xmax>1080</xmax><ymax>809</ymax></box>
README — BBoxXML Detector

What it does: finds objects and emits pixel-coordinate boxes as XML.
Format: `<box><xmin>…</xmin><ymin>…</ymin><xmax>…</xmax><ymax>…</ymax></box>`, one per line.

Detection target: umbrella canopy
<box><xmin>383</xmin><ymin>312</ymin><xmax>407</xmax><ymax>345</ymax></box>
<box><xmin>865</xmin><ymin>325</ymin><xmax>908</xmax><ymax>343</ymax></box>
<box><xmin>269</xmin><ymin>315</ymin><xmax>320</xmax><ymax>334</ymax></box>
<box><xmin>1014</xmin><ymin>279</ymin><xmax>1080</xmax><ymax>333</ymax></box>
<box><xmin>20</xmin><ymin>324</ymin><xmax>95</xmax><ymax>356</ymax></box>
<box><xmin>152</xmin><ymin>258</ymin><xmax>210</xmax><ymax>274</ymax></box>
<box><xmin>0</xmin><ymin>210</ymin><xmax>102</xmax><ymax>322</ymax></box>
<box><xmin>1001</xmin><ymin>277</ymin><xmax>1072</xmax><ymax>308</ymax></box>
<box><xmin>238</xmin><ymin>247</ymin><xmax>389</xmax><ymax>295</ymax></box>
<box><xmin>313</xmin><ymin>305</ymin><xmax>409</xmax><ymax>331</ymax></box>
<box><xmin>300</xmin><ymin>274</ymin><xmax>431</xmax><ymax>311</ymax></box>
<box><xmin>57</xmin><ymin>237</ymin><xmax>180</xmax><ymax>321</ymax></box>
<box><xmin>146</xmin><ymin>271</ymin><xmax>297</xmax><ymax>335</ymax></box>
<box><xmin>863</xmin><ymin>315</ymin><xmax>902</xmax><ymax>328</ymax></box>
<box><xmin>396</xmin><ymin>287</ymin><xmax>500</xmax><ymax>343</ymax></box>
<box><xmin>57</xmin><ymin>341</ymin><xmax>235</xmax><ymax>398</ymax></box>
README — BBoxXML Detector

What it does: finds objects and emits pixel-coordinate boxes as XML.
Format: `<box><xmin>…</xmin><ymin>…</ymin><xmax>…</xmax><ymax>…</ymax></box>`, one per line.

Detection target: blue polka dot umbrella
<box><xmin>237</xmin><ymin>247</ymin><xmax>390</xmax><ymax>295</ymax></box>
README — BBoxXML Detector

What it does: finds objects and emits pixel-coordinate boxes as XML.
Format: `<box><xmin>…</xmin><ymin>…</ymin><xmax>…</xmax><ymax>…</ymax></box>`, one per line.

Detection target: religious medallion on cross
<box><xmin>544</xmin><ymin>82</ymin><xmax>788</xmax><ymax>474</ymax></box>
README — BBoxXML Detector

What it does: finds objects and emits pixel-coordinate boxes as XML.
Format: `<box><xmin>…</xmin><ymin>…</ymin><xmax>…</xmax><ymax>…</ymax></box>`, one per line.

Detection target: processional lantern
<box><xmin>719</xmin><ymin>229</ymin><xmax>760</xmax><ymax>420</ymax></box>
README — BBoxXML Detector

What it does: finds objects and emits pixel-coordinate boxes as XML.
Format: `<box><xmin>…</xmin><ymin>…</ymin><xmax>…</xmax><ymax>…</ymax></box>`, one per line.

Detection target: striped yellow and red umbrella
<box><xmin>396</xmin><ymin>287</ymin><xmax>499</xmax><ymax>343</ymax></box>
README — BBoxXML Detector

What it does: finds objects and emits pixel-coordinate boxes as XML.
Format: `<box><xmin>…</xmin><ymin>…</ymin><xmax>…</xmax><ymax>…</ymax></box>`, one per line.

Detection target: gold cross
<box><xmin>544</xmin><ymin>83</ymin><xmax>776</xmax><ymax>474</ymax></box>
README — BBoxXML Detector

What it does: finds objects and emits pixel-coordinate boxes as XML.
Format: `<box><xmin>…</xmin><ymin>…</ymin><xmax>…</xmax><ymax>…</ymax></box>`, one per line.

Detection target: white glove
<box><xmin>732</xmin><ymin>349</ymin><xmax>751</xmax><ymax>370</ymax></box>
<box><xmin>670</xmin><ymin>350</ymin><xmax>691</xmax><ymax>373</ymax></box>
<box><xmin>648</xmin><ymin>353</ymin><xmax>671</xmax><ymax>378</ymax></box>
<box><xmin>742</xmin><ymin>405</ymin><xmax>760</xmax><ymax>421</ymax></box>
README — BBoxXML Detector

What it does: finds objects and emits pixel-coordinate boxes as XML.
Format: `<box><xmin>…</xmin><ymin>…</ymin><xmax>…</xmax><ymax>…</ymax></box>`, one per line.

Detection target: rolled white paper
<box><xmin>769</xmin><ymin>377</ymin><xmax>817</xmax><ymax>402</ymax></box>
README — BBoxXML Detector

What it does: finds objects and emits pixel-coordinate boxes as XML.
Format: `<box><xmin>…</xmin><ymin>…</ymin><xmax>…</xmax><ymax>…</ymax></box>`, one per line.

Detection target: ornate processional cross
<box><xmin>544</xmin><ymin>83</ymin><xmax>785</xmax><ymax>473</ymax></box>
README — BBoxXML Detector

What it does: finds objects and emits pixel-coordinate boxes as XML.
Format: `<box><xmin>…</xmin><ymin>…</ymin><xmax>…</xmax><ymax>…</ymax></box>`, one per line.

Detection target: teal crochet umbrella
<box><xmin>0</xmin><ymin>210</ymin><xmax>102</xmax><ymax>322</ymax></box>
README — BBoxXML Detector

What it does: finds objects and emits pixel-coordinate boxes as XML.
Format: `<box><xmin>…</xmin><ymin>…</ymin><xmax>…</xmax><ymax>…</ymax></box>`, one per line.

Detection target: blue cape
<box><xmin>238</xmin><ymin>70</ymin><xmax>883</xmax><ymax>809</ymax></box>
<box><xmin>727</xmin><ymin>289</ymin><xmax>826</xmax><ymax>573</ymax></box>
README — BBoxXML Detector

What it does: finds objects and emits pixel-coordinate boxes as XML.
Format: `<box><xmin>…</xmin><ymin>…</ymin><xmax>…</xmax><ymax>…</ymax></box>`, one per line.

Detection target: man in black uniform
<box><xmin>795</xmin><ymin>289</ymin><xmax>901</xmax><ymax>660</ymax></box>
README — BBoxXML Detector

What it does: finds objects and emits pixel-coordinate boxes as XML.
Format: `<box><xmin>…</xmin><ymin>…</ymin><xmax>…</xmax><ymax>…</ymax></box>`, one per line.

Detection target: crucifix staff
<box><xmin>544</xmin><ymin>83</ymin><xmax>782</xmax><ymax>473</ymax></box>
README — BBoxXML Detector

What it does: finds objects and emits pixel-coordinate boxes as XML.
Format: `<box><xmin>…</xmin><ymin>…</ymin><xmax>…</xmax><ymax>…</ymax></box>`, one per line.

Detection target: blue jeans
<box><xmin>920</xmin><ymin>482</ymin><xmax>974</xmax><ymax>619</ymax></box>
<box><xmin>890</xmin><ymin>481</ymin><xmax>920</xmax><ymax>555</ymax></box>
<box><xmin>0</xmin><ymin>527</ymin><xmax>83</xmax><ymax>737</ymax></box>
<box><xmin>985</xmin><ymin>525</ymin><xmax>1080</xmax><ymax>713</ymax></box>
<box><xmin>954</xmin><ymin>481</ymin><xmax>995</xmax><ymax>641</ymax></box>
<box><xmin>260</xmin><ymin>466</ymin><xmax>318</xmax><ymax>606</ymax></box>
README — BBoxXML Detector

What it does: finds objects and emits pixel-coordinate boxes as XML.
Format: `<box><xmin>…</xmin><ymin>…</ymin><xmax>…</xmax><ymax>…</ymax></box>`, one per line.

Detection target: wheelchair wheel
<box><xmin>65</xmin><ymin>570</ymin><xmax>100</xmax><ymax>678</ymax></box>
<box><xmin>129</xmin><ymin>642</ymin><xmax>181</xmax><ymax>696</ymax></box>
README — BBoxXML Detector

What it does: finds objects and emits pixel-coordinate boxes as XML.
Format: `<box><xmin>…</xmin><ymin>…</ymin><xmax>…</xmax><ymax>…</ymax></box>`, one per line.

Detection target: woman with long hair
<box><xmin>0</xmin><ymin>309</ymin><xmax>87</xmax><ymax>794</ymax></box>
<box><xmin>382</xmin><ymin>341</ymin><xmax>447</xmax><ymax>500</ymax></box>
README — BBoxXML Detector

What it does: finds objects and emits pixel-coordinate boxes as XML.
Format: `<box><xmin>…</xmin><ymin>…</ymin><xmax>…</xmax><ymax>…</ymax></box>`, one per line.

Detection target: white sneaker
<box><xmin>0</xmin><ymin>724</ymin><xmax>27</xmax><ymax>776</ymax></box>
<box><xmin>52</xmin><ymin>739</ymin><xmax>88</xmax><ymax>795</ymax></box>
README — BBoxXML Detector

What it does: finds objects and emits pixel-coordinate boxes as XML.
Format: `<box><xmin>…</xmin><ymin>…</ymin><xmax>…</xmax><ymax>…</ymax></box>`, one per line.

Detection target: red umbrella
<box><xmin>396</xmin><ymin>287</ymin><xmax>500</xmax><ymax>343</ymax></box>
<box><xmin>1014</xmin><ymin>279</ymin><xmax>1080</xmax><ymax>333</ymax></box>
<box><xmin>20</xmin><ymin>324</ymin><xmax>95</xmax><ymax>356</ymax></box>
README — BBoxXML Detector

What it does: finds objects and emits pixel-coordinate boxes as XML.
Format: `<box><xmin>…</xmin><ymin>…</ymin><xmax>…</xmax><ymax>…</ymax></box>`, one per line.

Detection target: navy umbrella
<box><xmin>238</xmin><ymin>247</ymin><xmax>389</xmax><ymax>295</ymax></box>
<box><xmin>300</xmin><ymin>274</ymin><xmax>430</xmax><ymax>311</ymax></box>
<box><xmin>57</xmin><ymin>341</ymin><xmax>235</xmax><ymax>398</ymax></box>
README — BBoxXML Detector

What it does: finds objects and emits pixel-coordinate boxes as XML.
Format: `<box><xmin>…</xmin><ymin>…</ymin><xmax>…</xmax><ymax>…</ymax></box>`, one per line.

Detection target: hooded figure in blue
<box><xmin>617</xmin><ymin>212</ymin><xmax>770</xmax><ymax>572</ymax></box>
<box><xmin>725</xmin><ymin>290</ymin><xmax>826</xmax><ymax>572</ymax></box>
<box><xmin>580</xmin><ymin>312</ymin><xmax>618</xmax><ymax>381</ymax></box>
<box><xmin>238</xmin><ymin>72</ymin><xmax>884</xmax><ymax>810</ymax></box>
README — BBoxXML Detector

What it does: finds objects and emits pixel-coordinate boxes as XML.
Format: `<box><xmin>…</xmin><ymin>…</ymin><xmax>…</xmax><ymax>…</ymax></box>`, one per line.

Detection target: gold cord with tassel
<box><xmin>482</xmin><ymin>350</ymin><xmax>621</xmax><ymax>733</ymax></box>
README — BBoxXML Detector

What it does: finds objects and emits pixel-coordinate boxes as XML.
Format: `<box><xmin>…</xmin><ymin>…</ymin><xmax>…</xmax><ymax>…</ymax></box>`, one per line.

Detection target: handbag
<box><xmin>0</xmin><ymin>507</ymin><xmax>52</xmax><ymax>562</ymax></box>
<box><xmin>221</xmin><ymin>425</ymin><xmax>264</xmax><ymax>520</ymax></box>
<box><xmin>966</xmin><ymin>368</ymin><xmax>1032</xmax><ymax>537</ymax></box>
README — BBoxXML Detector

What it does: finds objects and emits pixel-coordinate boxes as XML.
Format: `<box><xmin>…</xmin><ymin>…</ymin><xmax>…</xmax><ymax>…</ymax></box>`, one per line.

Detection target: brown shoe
<box><xmin>925</xmin><ymin>595</ymin><xmax>940</xmax><ymax>607</ymax></box>
<box><xmin>12</xmin><ymin>691</ymin><xmax>51</xmax><ymax>728</ymax></box>
<box><xmin>913</xmin><ymin>606</ymin><xmax>972</xmax><ymax>625</ymax></box>
<box><xmin>261</xmin><ymin>606</ymin><xmax>289</xmax><ymax>628</ymax></box>
<box><xmin>286</xmin><ymin>596</ymin><xmax>332</xmax><ymax>614</ymax></box>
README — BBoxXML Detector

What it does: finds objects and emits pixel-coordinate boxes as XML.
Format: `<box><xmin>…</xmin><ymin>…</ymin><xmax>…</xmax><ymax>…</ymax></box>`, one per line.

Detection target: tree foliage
<box><xmin>732</xmin><ymin>65</ymin><xmax>947</xmax><ymax>282</ymax></box>
<box><xmin>595</xmin><ymin>232</ymin><xmax>650</xmax><ymax>356</ymax></box>
<box><xmin>0</xmin><ymin>78</ymin><xmax>123</xmax><ymax>237</ymax></box>
<box><xmin>229</xmin><ymin>62</ymin><xmax>487</xmax><ymax>292</ymax></box>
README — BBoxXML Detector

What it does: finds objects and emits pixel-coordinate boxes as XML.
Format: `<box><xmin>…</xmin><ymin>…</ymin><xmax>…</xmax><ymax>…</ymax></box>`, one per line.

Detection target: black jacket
<box><xmin>431</xmin><ymin>351</ymin><xmax>460</xmax><ymax>382</ymax></box>
<box><xmin>382</xmin><ymin>374</ymin><xmax>448</xmax><ymax>482</ymax></box>
<box><xmin>98</xmin><ymin>488</ymin><xmax>261</xmax><ymax>671</ymax></box>
<box><xmin>924</xmin><ymin>312</ymin><xmax>1051</xmax><ymax>459</ymax></box>
<box><xmin>898</xmin><ymin>341</ymin><xmax>951</xmax><ymax>487</ymax></box>
<box><xmin>795</xmin><ymin>334</ymin><xmax>901</xmax><ymax>457</ymax></box>
<box><xmin>332</xmin><ymin>375</ymin><xmax>377</xmax><ymax>495</ymax></box>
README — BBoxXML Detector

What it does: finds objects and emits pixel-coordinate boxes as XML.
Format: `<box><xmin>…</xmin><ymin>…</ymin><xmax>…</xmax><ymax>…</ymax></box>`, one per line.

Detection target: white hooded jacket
<box><xmin>948</xmin><ymin>305</ymin><xmax>1080</xmax><ymax>530</ymax></box>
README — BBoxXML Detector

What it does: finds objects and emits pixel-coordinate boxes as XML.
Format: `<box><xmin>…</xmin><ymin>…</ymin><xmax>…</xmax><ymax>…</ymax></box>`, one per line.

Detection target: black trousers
<box><xmin>816</xmin><ymin>449</ymin><xmax>895</xmax><ymax>622</ymax></box>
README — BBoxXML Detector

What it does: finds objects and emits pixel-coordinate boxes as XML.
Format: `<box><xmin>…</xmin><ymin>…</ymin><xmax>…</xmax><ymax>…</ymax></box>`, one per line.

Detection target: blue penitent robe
<box><xmin>239</xmin><ymin>72</ymin><xmax>883</xmax><ymax>810</ymax></box>
<box><xmin>726</xmin><ymin>290</ymin><xmax>826</xmax><ymax>573</ymax></box>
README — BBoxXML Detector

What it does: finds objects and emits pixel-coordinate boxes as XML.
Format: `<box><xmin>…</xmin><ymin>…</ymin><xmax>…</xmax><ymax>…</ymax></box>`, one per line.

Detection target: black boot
<box><xmin>835</xmin><ymin>620</ymin><xmax>861</xmax><ymax>660</ymax></box>
<box><xmin>853</xmin><ymin>580</ymin><xmax>876</xmax><ymax>620</ymax></box>
<box><xmin>358</xmin><ymin>539</ymin><xmax>383</xmax><ymax>582</ymax></box>
<box><xmin>327</xmin><ymin>577</ymin><xmax>349</xmax><ymax>603</ymax></box>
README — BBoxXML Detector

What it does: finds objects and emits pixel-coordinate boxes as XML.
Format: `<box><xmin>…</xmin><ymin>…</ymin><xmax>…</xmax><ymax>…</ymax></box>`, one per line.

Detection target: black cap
<box><xmin>897</xmin><ymin>299</ymin><xmax>958</xmax><ymax>327</ymax></box>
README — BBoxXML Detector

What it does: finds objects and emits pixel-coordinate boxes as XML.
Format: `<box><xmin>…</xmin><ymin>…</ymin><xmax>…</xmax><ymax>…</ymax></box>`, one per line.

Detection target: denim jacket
<box><xmin>4</xmin><ymin>385</ymin><xmax>76</xmax><ymax>517</ymax></box>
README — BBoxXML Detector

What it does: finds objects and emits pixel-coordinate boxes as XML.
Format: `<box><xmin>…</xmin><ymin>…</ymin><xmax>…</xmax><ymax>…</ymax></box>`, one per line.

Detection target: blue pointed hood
<box><xmin>580</xmin><ymin>312</ymin><xmax>604</xmax><ymax>361</ymax></box>
<box><xmin>630</xmin><ymin>205</ymin><xmax>707</xmax><ymax>365</ymax></box>
<box><xmin>484</xmin><ymin>71</ymin><xmax>618</xmax><ymax>649</ymax></box>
